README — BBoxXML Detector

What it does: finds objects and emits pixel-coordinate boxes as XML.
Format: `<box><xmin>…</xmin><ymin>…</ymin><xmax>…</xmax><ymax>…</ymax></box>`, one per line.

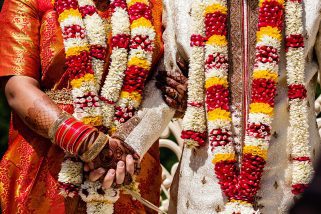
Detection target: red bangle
<box><xmin>71</xmin><ymin>127</ymin><xmax>97</xmax><ymax>154</ymax></box>
<box><xmin>65</xmin><ymin>124</ymin><xmax>92</xmax><ymax>154</ymax></box>
<box><xmin>54</xmin><ymin>117</ymin><xmax>97</xmax><ymax>155</ymax></box>
<box><xmin>59</xmin><ymin>120</ymin><xmax>79</xmax><ymax>149</ymax></box>
<box><xmin>55</xmin><ymin>118</ymin><xmax>76</xmax><ymax>147</ymax></box>
<box><xmin>61</xmin><ymin>121</ymin><xmax>86</xmax><ymax>152</ymax></box>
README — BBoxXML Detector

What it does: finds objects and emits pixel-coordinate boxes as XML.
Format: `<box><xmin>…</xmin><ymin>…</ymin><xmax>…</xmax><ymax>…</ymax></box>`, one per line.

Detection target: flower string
<box><xmin>284</xmin><ymin>0</ymin><xmax>314</xmax><ymax>195</ymax></box>
<box><xmin>100</xmin><ymin>0</ymin><xmax>131</xmax><ymax>128</ymax></box>
<box><xmin>112</xmin><ymin>0</ymin><xmax>156</xmax><ymax>132</ymax></box>
<box><xmin>183</xmin><ymin>0</ymin><xmax>288</xmax><ymax>212</ymax></box>
<box><xmin>54</xmin><ymin>0</ymin><xmax>103</xmax><ymax>126</ymax></box>
<box><xmin>181</xmin><ymin>2</ymin><xmax>207</xmax><ymax>148</ymax></box>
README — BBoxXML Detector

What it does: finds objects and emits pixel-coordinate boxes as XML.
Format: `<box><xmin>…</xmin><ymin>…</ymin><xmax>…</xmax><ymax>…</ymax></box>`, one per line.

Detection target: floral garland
<box><xmin>54</xmin><ymin>0</ymin><xmax>155</xmax><ymax>213</ymax></box>
<box><xmin>208</xmin><ymin>0</ymin><xmax>283</xmax><ymax>211</ymax></box>
<box><xmin>54</xmin><ymin>0</ymin><xmax>103</xmax><ymax>126</ymax></box>
<box><xmin>112</xmin><ymin>0</ymin><xmax>156</xmax><ymax>132</ymax></box>
<box><xmin>284</xmin><ymin>0</ymin><xmax>313</xmax><ymax>195</ymax></box>
<box><xmin>181</xmin><ymin>0</ymin><xmax>312</xmax><ymax>212</ymax></box>
<box><xmin>100</xmin><ymin>0</ymin><xmax>131</xmax><ymax>128</ymax></box>
<box><xmin>181</xmin><ymin>2</ymin><xmax>207</xmax><ymax>148</ymax></box>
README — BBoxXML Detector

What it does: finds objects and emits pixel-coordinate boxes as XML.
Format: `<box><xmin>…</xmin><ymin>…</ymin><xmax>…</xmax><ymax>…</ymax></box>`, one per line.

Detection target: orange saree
<box><xmin>0</xmin><ymin>0</ymin><xmax>164</xmax><ymax>213</ymax></box>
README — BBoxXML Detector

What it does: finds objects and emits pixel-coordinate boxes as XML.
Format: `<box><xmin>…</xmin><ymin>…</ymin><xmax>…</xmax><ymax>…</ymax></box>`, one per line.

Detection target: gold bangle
<box><xmin>80</xmin><ymin>132</ymin><xmax>109</xmax><ymax>162</ymax></box>
<box><xmin>48</xmin><ymin>111</ymin><xmax>72</xmax><ymax>143</ymax></box>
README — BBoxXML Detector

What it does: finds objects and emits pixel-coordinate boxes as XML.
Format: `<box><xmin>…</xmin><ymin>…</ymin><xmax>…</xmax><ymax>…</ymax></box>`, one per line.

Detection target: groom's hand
<box><xmin>156</xmin><ymin>56</ymin><xmax>188</xmax><ymax>118</ymax></box>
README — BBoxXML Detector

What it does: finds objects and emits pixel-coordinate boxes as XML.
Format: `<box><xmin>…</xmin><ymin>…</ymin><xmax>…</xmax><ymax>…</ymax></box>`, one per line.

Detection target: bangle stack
<box><xmin>49</xmin><ymin>112</ymin><xmax>99</xmax><ymax>155</ymax></box>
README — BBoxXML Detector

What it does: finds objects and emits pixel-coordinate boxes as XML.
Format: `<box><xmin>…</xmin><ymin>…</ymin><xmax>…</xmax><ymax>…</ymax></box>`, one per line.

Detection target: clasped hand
<box><xmin>84</xmin><ymin>137</ymin><xmax>140</xmax><ymax>189</ymax></box>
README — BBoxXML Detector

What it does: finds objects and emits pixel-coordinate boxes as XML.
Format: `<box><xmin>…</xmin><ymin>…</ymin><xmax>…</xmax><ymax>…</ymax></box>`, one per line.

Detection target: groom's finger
<box><xmin>116</xmin><ymin>161</ymin><xmax>126</xmax><ymax>184</ymax></box>
<box><xmin>126</xmin><ymin>155</ymin><xmax>135</xmax><ymax>176</ymax></box>
<box><xmin>102</xmin><ymin>169</ymin><xmax>115</xmax><ymax>189</ymax></box>
<box><xmin>89</xmin><ymin>167</ymin><xmax>106</xmax><ymax>182</ymax></box>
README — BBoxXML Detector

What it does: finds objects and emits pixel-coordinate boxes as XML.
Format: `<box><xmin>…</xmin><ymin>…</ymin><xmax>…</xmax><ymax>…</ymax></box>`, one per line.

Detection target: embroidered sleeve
<box><xmin>0</xmin><ymin>0</ymin><xmax>41</xmax><ymax>80</ymax></box>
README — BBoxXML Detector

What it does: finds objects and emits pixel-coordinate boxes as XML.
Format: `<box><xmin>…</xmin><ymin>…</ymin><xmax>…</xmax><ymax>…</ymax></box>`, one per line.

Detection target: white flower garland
<box><xmin>285</xmin><ymin>0</ymin><xmax>314</xmax><ymax>194</ymax></box>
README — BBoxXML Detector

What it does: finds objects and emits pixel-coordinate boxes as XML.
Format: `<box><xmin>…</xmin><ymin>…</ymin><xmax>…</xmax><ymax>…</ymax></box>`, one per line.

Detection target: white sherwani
<box><xmin>163</xmin><ymin>0</ymin><xmax>321</xmax><ymax>213</ymax></box>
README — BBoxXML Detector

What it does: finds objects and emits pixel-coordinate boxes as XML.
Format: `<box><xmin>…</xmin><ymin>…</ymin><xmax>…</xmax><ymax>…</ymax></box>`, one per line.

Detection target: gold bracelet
<box><xmin>80</xmin><ymin>132</ymin><xmax>109</xmax><ymax>162</ymax></box>
<box><xmin>48</xmin><ymin>111</ymin><xmax>72</xmax><ymax>143</ymax></box>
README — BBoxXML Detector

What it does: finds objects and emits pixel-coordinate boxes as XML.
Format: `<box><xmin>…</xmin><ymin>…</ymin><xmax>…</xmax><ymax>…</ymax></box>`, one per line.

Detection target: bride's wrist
<box><xmin>49</xmin><ymin>111</ymin><xmax>102</xmax><ymax>156</ymax></box>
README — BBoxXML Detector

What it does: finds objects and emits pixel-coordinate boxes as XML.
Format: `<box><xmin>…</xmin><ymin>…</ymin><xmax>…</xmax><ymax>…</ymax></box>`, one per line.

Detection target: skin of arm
<box><xmin>3</xmin><ymin>75</ymin><xmax>61</xmax><ymax>138</ymax></box>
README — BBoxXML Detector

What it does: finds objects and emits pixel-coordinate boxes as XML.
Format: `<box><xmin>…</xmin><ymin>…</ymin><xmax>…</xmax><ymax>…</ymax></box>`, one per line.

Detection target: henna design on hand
<box><xmin>156</xmin><ymin>68</ymin><xmax>188</xmax><ymax>116</ymax></box>
<box><xmin>93</xmin><ymin>138</ymin><xmax>140</xmax><ymax>185</ymax></box>
<box><xmin>24</xmin><ymin>95</ymin><xmax>61</xmax><ymax>137</ymax></box>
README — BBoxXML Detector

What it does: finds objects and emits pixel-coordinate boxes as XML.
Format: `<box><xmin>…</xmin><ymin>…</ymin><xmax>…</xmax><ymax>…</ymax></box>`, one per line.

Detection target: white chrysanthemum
<box><xmin>256</xmin><ymin>36</ymin><xmax>281</xmax><ymax>49</ymax></box>
<box><xmin>101</xmin><ymin>105</ymin><xmax>116</xmax><ymax>127</ymax></box>
<box><xmin>59</xmin><ymin>16</ymin><xmax>85</xmax><ymax>29</ymax></box>
<box><xmin>248</xmin><ymin>113</ymin><xmax>272</xmax><ymax>126</ymax></box>
<box><xmin>285</xmin><ymin>1</ymin><xmax>303</xmax><ymax>35</ymax></box>
<box><xmin>204</xmin><ymin>0</ymin><xmax>227</xmax><ymax>7</ymax></box>
<box><xmin>188</xmin><ymin>46</ymin><xmax>206</xmax><ymax>103</ymax></box>
<box><xmin>78</xmin><ymin>0</ymin><xmax>95</xmax><ymax>6</ymax></box>
<box><xmin>191</xmin><ymin>1</ymin><xmax>205</xmax><ymax>35</ymax></box>
<box><xmin>255</xmin><ymin>61</ymin><xmax>278</xmax><ymax>72</ymax></box>
<box><xmin>101</xmin><ymin>48</ymin><xmax>128</xmax><ymax>100</ymax></box>
<box><xmin>205</xmin><ymin>43</ymin><xmax>228</xmax><ymax>56</ymax></box>
<box><xmin>83</xmin><ymin>13</ymin><xmax>106</xmax><ymax>46</ymax></box>
<box><xmin>112</xmin><ymin>8</ymin><xmax>131</xmax><ymax>35</ymax></box>
<box><xmin>205</xmin><ymin>67</ymin><xmax>228</xmax><ymax>78</ymax></box>
<box><xmin>86</xmin><ymin>202</ymin><xmax>114</xmax><ymax>214</ymax></box>
<box><xmin>80</xmin><ymin>181</ymin><xmax>120</xmax><ymax>203</ymax></box>
<box><xmin>222</xmin><ymin>201</ymin><xmax>259</xmax><ymax>214</ymax></box>
<box><xmin>58</xmin><ymin>159</ymin><xmax>83</xmax><ymax>185</ymax></box>
<box><xmin>131</xmin><ymin>27</ymin><xmax>156</xmax><ymax>40</ymax></box>
<box><xmin>292</xmin><ymin>160</ymin><xmax>314</xmax><ymax>184</ymax></box>
<box><xmin>207</xmin><ymin>119</ymin><xmax>231</xmax><ymax>130</ymax></box>
<box><xmin>244</xmin><ymin>135</ymin><xmax>269</xmax><ymax>150</ymax></box>
<box><xmin>64</xmin><ymin>38</ymin><xmax>88</xmax><ymax>51</ymax></box>
<box><xmin>92</xmin><ymin>59</ymin><xmax>105</xmax><ymax>85</ymax></box>
<box><xmin>182</xmin><ymin>106</ymin><xmax>207</xmax><ymax>132</ymax></box>
<box><xmin>288</xmin><ymin>99</ymin><xmax>310</xmax><ymax>157</ymax></box>
<box><xmin>128</xmin><ymin>48</ymin><xmax>153</xmax><ymax>63</ymax></box>
<box><xmin>212</xmin><ymin>144</ymin><xmax>235</xmax><ymax>156</ymax></box>
<box><xmin>286</xmin><ymin>48</ymin><xmax>305</xmax><ymax>85</ymax></box>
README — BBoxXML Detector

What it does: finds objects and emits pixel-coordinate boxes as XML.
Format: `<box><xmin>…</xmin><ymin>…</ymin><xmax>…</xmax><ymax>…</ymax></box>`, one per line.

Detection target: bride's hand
<box><xmin>84</xmin><ymin>138</ymin><xmax>140</xmax><ymax>189</ymax></box>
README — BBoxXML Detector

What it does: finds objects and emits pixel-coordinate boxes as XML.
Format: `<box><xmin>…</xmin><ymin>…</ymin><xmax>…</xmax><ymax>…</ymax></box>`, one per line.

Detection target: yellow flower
<box><xmin>252</xmin><ymin>70</ymin><xmax>278</xmax><ymax>81</ymax></box>
<box><xmin>131</xmin><ymin>17</ymin><xmax>153</xmax><ymax>29</ymax></box>
<box><xmin>257</xmin><ymin>26</ymin><xmax>282</xmax><ymax>42</ymax></box>
<box><xmin>249</xmin><ymin>102</ymin><xmax>274</xmax><ymax>116</ymax></box>
<box><xmin>259</xmin><ymin>0</ymin><xmax>284</xmax><ymax>7</ymax></box>
<box><xmin>212</xmin><ymin>153</ymin><xmax>236</xmax><ymax>164</ymax></box>
<box><xmin>128</xmin><ymin>57</ymin><xmax>151</xmax><ymax>70</ymax></box>
<box><xmin>207</xmin><ymin>108</ymin><xmax>231</xmax><ymax>121</ymax></box>
<box><xmin>229</xmin><ymin>200</ymin><xmax>252</xmax><ymax>206</ymax></box>
<box><xmin>120</xmin><ymin>91</ymin><xmax>142</xmax><ymax>103</ymax></box>
<box><xmin>70</xmin><ymin>73</ymin><xmax>95</xmax><ymax>88</ymax></box>
<box><xmin>206</xmin><ymin>35</ymin><xmax>228</xmax><ymax>46</ymax></box>
<box><xmin>82</xmin><ymin>116</ymin><xmax>103</xmax><ymax>126</ymax></box>
<box><xmin>128</xmin><ymin>0</ymin><xmax>149</xmax><ymax>7</ymax></box>
<box><xmin>243</xmin><ymin>145</ymin><xmax>268</xmax><ymax>160</ymax></box>
<box><xmin>58</xmin><ymin>9</ymin><xmax>82</xmax><ymax>23</ymax></box>
<box><xmin>65</xmin><ymin>45</ymin><xmax>89</xmax><ymax>58</ymax></box>
<box><xmin>205</xmin><ymin>3</ymin><xmax>228</xmax><ymax>15</ymax></box>
<box><xmin>205</xmin><ymin>76</ymin><xmax>228</xmax><ymax>89</ymax></box>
